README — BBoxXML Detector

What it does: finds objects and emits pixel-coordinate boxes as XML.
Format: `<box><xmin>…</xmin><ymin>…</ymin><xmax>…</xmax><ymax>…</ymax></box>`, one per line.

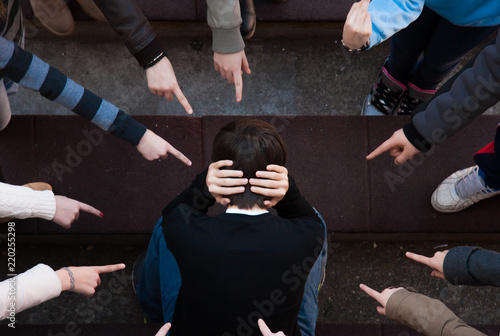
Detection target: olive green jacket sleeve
<box><xmin>386</xmin><ymin>289</ymin><xmax>486</xmax><ymax>336</ymax></box>
<box><xmin>206</xmin><ymin>0</ymin><xmax>245</xmax><ymax>54</ymax></box>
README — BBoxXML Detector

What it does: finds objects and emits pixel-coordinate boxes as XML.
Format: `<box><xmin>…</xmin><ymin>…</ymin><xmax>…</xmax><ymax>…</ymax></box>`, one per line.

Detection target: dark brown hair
<box><xmin>212</xmin><ymin>118</ymin><xmax>287</xmax><ymax>209</ymax></box>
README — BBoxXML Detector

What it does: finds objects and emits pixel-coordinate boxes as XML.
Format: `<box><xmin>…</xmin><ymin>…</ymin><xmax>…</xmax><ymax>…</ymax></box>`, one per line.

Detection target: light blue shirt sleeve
<box><xmin>368</xmin><ymin>0</ymin><xmax>425</xmax><ymax>48</ymax></box>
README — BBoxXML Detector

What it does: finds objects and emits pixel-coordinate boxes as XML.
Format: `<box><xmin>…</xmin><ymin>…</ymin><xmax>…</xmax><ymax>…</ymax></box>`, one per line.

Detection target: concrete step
<box><xmin>3</xmin><ymin>115</ymin><xmax>500</xmax><ymax>234</ymax></box>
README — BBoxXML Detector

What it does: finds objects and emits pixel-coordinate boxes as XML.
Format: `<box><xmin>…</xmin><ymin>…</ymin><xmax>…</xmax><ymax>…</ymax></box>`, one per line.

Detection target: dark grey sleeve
<box><xmin>403</xmin><ymin>30</ymin><xmax>500</xmax><ymax>151</ymax></box>
<box><xmin>443</xmin><ymin>246</ymin><xmax>500</xmax><ymax>287</ymax></box>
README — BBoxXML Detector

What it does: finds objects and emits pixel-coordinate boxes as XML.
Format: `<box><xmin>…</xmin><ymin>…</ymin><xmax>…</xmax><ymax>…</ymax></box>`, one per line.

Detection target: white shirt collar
<box><xmin>226</xmin><ymin>208</ymin><xmax>269</xmax><ymax>216</ymax></box>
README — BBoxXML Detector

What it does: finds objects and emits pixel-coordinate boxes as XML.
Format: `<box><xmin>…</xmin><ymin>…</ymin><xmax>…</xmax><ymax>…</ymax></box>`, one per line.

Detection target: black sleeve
<box><xmin>162</xmin><ymin>169</ymin><xmax>216</xmax><ymax>218</ymax></box>
<box><xmin>443</xmin><ymin>246</ymin><xmax>500</xmax><ymax>287</ymax></box>
<box><xmin>274</xmin><ymin>176</ymin><xmax>320</xmax><ymax>222</ymax></box>
<box><xmin>93</xmin><ymin>0</ymin><xmax>166</xmax><ymax>67</ymax></box>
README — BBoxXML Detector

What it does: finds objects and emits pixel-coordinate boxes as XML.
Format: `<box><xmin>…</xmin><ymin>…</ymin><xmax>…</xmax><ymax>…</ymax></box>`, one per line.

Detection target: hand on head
<box><xmin>342</xmin><ymin>0</ymin><xmax>372</xmax><ymax>49</ymax></box>
<box><xmin>406</xmin><ymin>250</ymin><xmax>448</xmax><ymax>280</ymax></box>
<box><xmin>359</xmin><ymin>284</ymin><xmax>404</xmax><ymax>315</ymax></box>
<box><xmin>207</xmin><ymin>160</ymin><xmax>248</xmax><ymax>206</ymax></box>
<box><xmin>53</xmin><ymin>195</ymin><xmax>102</xmax><ymax>229</ymax></box>
<box><xmin>213</xmin><ymin>50</ymin><xmax>251</xmax><ymax>103</ymax></box>
<box><xmin>366</xmin><ymin>128</ymin><xmax>420</xmax><ymax>165</ymax></box>
<box><xmin>146</xmin><ymin>57</ymin><xmax>193</xmax><ymax>114</ymax></box>
<box><xmin>56</xmin><ymin>263</ymin><xmax>126</xmax><ymax>296</ymax></box>
<box><xmin>250</xmin><ymin>165</ymin><xmax>289</xmax><ymax>208</ymax></box>
<box><xmin>207</xmin><ymin>161</ymin><xmax>289</xmax><ymax>207</ymax></box>
<box><xmin>136</xmin><ymin>129</ymin><xmax>192</xmax><ymax>166</ymax></box>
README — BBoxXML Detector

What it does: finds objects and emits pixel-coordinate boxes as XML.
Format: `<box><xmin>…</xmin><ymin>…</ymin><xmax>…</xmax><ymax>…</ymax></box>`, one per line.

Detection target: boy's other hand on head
<box><xmin>207</xmin><ymin>160</ymin><xmax>248</xmax><ymax>205</ymax></box>
<box><xmin>250</xmin><ymin>165</ymin><xmax>289</xmax><ymax>208</ymax></box>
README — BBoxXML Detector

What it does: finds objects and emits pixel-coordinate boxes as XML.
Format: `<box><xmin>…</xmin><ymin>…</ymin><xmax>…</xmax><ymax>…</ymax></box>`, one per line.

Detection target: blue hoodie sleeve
<box><xmin>368</xmin><ymin>0</ymin><xmax>425</xmax><ymax>48</ymax></box>
<box><xmin>443</xmin><ymin>246</ymin><xmax>500</xmax><ymax>287</ymax></box>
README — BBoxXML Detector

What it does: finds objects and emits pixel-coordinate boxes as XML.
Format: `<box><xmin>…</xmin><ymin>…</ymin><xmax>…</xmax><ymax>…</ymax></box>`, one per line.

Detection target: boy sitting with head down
<box><xmin>135</xmin><ymin>118</ymin><xmax>327</xmax><ymax>336</ymax></box>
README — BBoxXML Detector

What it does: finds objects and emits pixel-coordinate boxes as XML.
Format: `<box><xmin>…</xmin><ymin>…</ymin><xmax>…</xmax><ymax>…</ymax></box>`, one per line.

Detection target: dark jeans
<box><xmin>387</xmin><ymin>6</ymin><xmax>498</xmax><ymax>90</ymax></box>
<box><xmin>475</xmin><ymin>124</ymin><xmax>500</xmax><ymax>189</ymax></box>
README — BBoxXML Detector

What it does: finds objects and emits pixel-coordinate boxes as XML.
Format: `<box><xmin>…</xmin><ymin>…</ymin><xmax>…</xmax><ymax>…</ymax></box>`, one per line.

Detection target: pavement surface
<box><xmin>1</xmin><ymin>239</ymin><xmax>499</xmax><ymax>327</ymax></box>
<box><xmin>10</xmin><ymin>22</ymin><xmax>500</xmax><ymax>117</ymax></box>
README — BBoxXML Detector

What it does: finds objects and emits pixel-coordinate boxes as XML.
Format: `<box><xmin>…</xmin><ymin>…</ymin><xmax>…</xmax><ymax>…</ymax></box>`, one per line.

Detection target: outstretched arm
<box><xmin>366</xmin><ymin>33</ymin><xmax>500</xmax><ymax>165</ymax></box>
<box><xmin>0</xmin><ymin>263</ymin><xmax>125</xmax><ymax>320</ymax></box>
<box><xmin>360</xmin><ymin>285</ymin><xmax>486</xmax><ymax>336</ymax></box>
<box><xmin>0</xmin><ymin>182</ymin><xmax>102</xmax><ymax>229</ymax></box>
<box><xmin>93</xmin><ymin>0</ymin><xmax>192</xmax><ymax>114</ymax></box>
<box><xmin>207</xmin><ymin>0</ymin><xmax>250</xmax><ymax>102</ymax></box>
<box><xmin>0</xmin><ymin>37</ymin><xmax>190</xmax><ymax>165</ymax></box>
<box><xmin>408</xmin><ymin>248</ymin><xmax>500</xmax><ymax>287</ymax></box>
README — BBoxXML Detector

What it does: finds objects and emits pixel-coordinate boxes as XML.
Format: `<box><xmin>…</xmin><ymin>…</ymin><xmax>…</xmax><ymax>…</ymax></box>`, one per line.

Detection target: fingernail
<box><xmin>100</xmin><ymin>213</ymin><xmax>104</xmax><ymax>218</ymax></box>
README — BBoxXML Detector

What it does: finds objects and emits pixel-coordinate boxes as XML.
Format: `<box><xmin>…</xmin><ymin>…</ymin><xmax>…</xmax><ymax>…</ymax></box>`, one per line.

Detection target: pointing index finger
<box><xmin>174</xmin><ymin>87</ymin><xmax>193</xmax><ymax>114</ymax></box>
<box><xmin>359</xmin><ymin>284</ymin><xmax>381</xmax><ymax>302</ymax></box>
<box><xmin>406</xmin><ymin>251</ymin><xmax>433</xmax><ymax>268</ymax></box>
<box><xmin>234</xmin><ymin>70</ymin><xmax>243</xmax><ymax>103</ymax></box>
<box><xmin>168</xmin><ymin>145</ymin><xmax>192</xmax><ymax>166</ymax></box>
<box><xmin>366</xmin><ymin>139</ymin><xmax>393</xmax><ymax>160</ymax></box>
<box><xmin>95</xmin><ymin>263</ymin><xmax>126</xmax><ymax>274</ymax></box>
<box><xmin>78</xmin><ymin>202</ymin><xmax>102</xmax><ymax>218</ymax></box>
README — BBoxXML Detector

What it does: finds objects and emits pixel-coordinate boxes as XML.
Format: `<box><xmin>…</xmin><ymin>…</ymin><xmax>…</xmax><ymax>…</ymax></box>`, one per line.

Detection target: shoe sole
<box><xmin>361</xmin><ymin>93</ymin><xmax>387</xmax><ymax>116</ymax></box>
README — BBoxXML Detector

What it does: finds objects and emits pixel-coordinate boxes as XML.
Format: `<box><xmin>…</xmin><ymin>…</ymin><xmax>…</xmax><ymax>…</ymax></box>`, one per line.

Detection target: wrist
<box><xmin>211</xmin><ymin>26</ymin><xmax>245</xmax><ymax>54</ymax></box>
<box><xmin>403</xmin><ymin>123</ymin><xmax>432</xmax><ymax>152</ymax></box>
<box><xmin>341</xmin><ymin>38</ymin><xmax>370</xmax><ymax>52</ymax></box>
<box><xmin>143</xmin><ymin>51</ymin><xmax>167</xmax><ymax>70</ymax></box>
<box><xmin>134</xmin><ymin>37</ymin><xmax>167</xmax><ymax>68</ymax></box>
<box><xmin>56</xmin><ymin>269</ymin><xmax>72</xmax><ymax>291</ymax></box>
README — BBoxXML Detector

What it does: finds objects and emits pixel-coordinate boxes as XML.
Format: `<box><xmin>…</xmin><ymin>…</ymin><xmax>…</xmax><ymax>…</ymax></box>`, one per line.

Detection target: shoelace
<box><xmin>396</xmin><ymin>94</ymin><xmax>421</xmax><ymax>115</ymax></box>
<box><xmin>456</xmin><ymin>167</ymin><xmax>494</xmax><ymax>199</ymax></box>
<box><xmin>370</xmin><ymin>83</ymin><xmax>402</xmax><ymax>115</ymax></box>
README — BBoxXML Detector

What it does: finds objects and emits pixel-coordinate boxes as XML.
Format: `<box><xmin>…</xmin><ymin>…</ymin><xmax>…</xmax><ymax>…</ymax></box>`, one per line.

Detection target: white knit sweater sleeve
<box><xmin>0</xmin><ymin>264</ymin><xmax>62</xmax><ymax>320</ymax></box>
<box><xmin>0</xmin><ymin>182</ymin><xmax>56</xmax><ymax>220</ymax></box>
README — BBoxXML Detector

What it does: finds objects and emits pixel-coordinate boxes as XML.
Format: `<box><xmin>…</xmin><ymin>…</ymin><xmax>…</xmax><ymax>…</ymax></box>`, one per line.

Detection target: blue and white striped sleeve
<box><xmin>0</xmin><ymin>37</ymin><xmax>146</xmax><ymax>146</ymax></box>
<box><xmin>368</xmin><ymin>0</ymin><xmax>424</xmax><ymax>48</ymax></box>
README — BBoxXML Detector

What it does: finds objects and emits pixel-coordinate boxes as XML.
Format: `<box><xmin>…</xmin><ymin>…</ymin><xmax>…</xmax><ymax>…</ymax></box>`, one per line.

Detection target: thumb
<box><xmin>431</xmin><ymin>270</ymin><xmax>446</xmax><ymax>280</ymax></box>
<box><xmin>242</xmin><ymin>54</ymin><xmax>251</xmax><ymax>74</ymax></box>
<box><xmin>393</xmin><ymin>148</ymin><xmax>412</xmax><ymax>165</ymax></box>
<box><xmin>376</xmin><ymin>306</ymin><xmax>386</xmax><ymax>316</ymax></box>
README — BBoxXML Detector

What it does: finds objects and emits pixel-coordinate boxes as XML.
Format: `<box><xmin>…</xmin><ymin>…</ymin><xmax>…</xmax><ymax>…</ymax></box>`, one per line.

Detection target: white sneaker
<box><xmin>431</xmin><ymin>165</ymin><xmax>500</xmax><ymax>213</ymax></box>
